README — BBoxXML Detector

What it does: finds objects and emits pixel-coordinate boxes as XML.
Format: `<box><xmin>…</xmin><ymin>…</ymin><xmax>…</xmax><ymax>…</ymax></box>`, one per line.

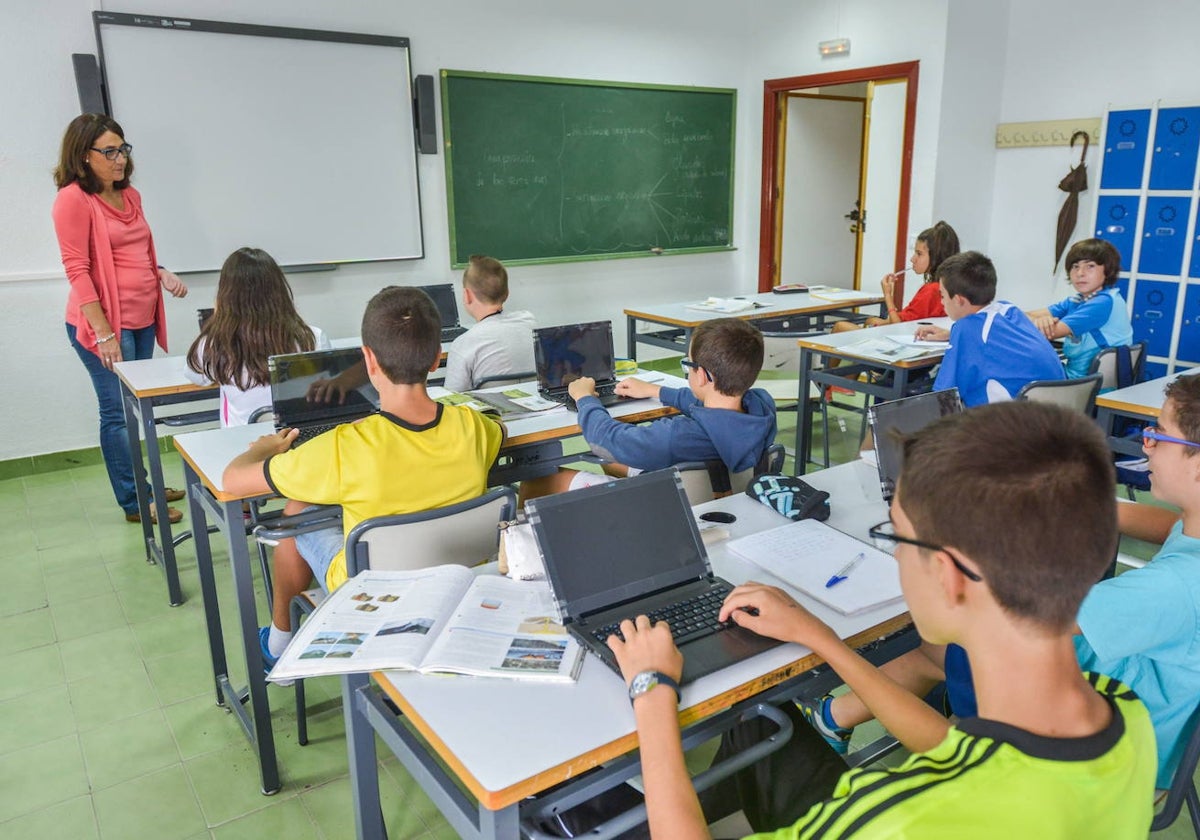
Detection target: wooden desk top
<box><xmin>372</xmin><ymin>461</ymin><xmax>908</xmax><ymax>810</ymax></box>
<box><xmin>625</xmin><ymin>289</ymin><xmax>883</xmax><ymax>329</ymax></box>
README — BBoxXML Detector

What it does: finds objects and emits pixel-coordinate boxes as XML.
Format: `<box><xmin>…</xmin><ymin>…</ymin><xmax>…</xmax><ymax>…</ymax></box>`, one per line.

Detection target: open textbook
<box><xmin>727</xmin><ymin>519</ymin><xmax>903</xmax><ymax>616</ymax></box>
<box><xmin>429</xmin><ymin>385</ymin><xmax>562</xmax><ymax>419</ymax></box>
<box><xmin>267</xmin><ymin>566</ymin><xmax>585</xmax><ymax>684</ymax></box>
<box><xmin>685</xmin><ymin>296</ymin><xmax>765</xmax><ymax>314</ymax></box>
<box><xmin>839</xmin><ymin>336</ymin><xmax>945</xmax><ymax>363</ymax></box>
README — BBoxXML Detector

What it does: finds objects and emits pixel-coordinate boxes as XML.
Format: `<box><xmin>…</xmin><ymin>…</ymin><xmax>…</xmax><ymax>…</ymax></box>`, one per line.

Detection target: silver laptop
<box><xmin>533</xmin><ymin>321</ymin><xmax>626</xmax><ymax>411</ymax></box>
<box><xmin>268</xmin><ymin>347</ymin><xmax>380</xmax><ymax>446</ymax></box>
<box><xmin>527</xmin><ymin>469</ymin><xmax>783</xmax><ymax>684</ymax></box>
<box><xmin>868</xmin><ymin>388</ymin><xmax>963</xmax><ymax>501</ymax></box>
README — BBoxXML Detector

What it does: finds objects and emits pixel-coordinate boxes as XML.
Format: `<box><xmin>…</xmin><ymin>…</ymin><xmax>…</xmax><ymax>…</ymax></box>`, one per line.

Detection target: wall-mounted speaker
<box><xmin>414</xmin><ymin>74</ymin><xmax>437</xmax><ymax>155</ymax></box>
<box><xmin>72</xmin><ymin>53</ymin><xmax>106</xmax><ymax>115</ymax></box>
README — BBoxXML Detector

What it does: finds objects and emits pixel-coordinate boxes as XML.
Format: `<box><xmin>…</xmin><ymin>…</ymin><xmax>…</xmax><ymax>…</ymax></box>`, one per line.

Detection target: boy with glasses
<box><xmin>607</xmin><ymin>401</ymin><xmax>1155</xmax><ymax>837</ymax></box>
<box><xmin>519</xmin><ymin>317</ymin><xmax>775</xmax><ymax>499</ymax></box>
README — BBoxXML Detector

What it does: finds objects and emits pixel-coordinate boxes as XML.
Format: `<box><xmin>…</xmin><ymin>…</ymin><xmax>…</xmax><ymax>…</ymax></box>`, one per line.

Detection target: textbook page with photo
<box><xmin>428</xmin><ymin>385</ymin><xmax>562</xmax><ymax>419</ymax></box>
<box><xmin>267</xmin><ymin>566</ymin><xmax>584</xmax><ymax>684</ymax></box>
<box><xmin>726</xmin><ymin>519</ymin><xmax>903</xmax><ymax>616</ymax></box>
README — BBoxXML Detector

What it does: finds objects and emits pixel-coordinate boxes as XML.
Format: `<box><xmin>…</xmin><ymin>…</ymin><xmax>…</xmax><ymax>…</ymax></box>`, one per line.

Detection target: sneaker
<box><xmin>797</xmin><ymin>695</ymin><xmax>852</xmax><ymax>755</ymax></box>
<box><xmin>258</xmin><ymin>627</ymin><xmax>294</xmax><ymax>687</ymax></box>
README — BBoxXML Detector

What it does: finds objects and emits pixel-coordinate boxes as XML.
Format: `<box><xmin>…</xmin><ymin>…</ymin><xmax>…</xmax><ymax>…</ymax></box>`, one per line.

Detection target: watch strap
<box><xmin>628</xmin><ymin>670</ymin><xmax>681</xmax><ymax>706</ymax></box>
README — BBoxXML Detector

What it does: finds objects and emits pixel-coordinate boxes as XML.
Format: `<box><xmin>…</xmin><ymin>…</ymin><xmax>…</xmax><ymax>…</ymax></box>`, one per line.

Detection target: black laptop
<box><xmin>527</xmin><ymin>469</ymin><xmax>784</xmax><ymax>684</ymax></box>
<box><xmin>533</xmin><ymin>321</ymin><xmax>626</xmax><ymax>410</ymax></box>
<box><xmin>422</xmin><ymin>283</ymin><xmax>468</xmax><ymax>343</ymax></box>
<box><xmin>268</xmin><ymin>347</ymin><xmax>380</xmax><ymax>446</ymax></box>
<box><xmin>868</xmin><ymin>388</ymin><xmax>963</xmax><ymax>501</ymax></box>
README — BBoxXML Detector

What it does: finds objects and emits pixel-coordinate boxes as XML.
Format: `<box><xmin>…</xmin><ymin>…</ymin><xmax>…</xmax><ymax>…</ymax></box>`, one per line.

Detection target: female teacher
<box><xmin>52</xmin><ymin>113</ymin><xmax>189</xmax><ymax>524</ymax></box>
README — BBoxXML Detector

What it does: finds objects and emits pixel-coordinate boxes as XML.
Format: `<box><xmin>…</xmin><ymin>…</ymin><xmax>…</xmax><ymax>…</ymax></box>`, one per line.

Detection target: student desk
<box><xmin>1094</xmin><ymin>368</ymin><xmax>1200</xmax><ymax>458</ymax></box>
<box><xmin>343</xmin><ymin>460</ymin><xmax>914</xmax><ymax>840</ymax></box>
<box><xmin>115</xmin><ymin>341</ymin><xmax>449</xmax><ymax>606</ymax></box>
<box><xmin>624</xmin><ymin>289</ymin><xmax>884</xmax><ymax>362</ymax></box>
<box><xmin>170</xmin><ymin>380</ymin><xmax>685</xmax><ymax>795</ymax></box>
<box><xmin>793</xmin><ymin>318</ymin><xmax>952</xmax><ymax>474</ymax></box>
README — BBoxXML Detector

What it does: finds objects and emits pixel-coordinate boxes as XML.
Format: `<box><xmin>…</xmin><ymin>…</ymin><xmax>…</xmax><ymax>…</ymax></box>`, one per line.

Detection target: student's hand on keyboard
<box><xmin>615</xmin><ymin>377</ymin><xmax>661</xmax><ymax>400</ymax></box>
<box><xmin>247</xmin><ymin>428</ymin><xmax>299</xmax><ymax>458</ymax></box>
<box><xmin>720</xmin><ymin>582</ymin><xmax>839</xmax><ymax>650</ymax></box>
<box><xmin>606</xmin><ymin>615</ymin><xmax>684</xmax><ymax>686</ymax></box>
<box><xmin>567</xmin><ymin>376</ymin><xmax>597</xmax><ymax>401</ymax></box>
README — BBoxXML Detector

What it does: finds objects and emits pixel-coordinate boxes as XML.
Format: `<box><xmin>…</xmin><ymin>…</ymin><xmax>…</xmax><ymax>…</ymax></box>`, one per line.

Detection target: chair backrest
<box><xmin>1151</xmin><ymin>698</ymin><xmax>1200</xmax><ymax>832</ymax></box>
<box><xmin>1015</xmin><ymin>373</ymin><xmax>1103</xmax><ymax>415</ymax></box>
<box><xmin>345</xmin><ymin>486</ymin><xmax>517</xmax><ymax>576</ymax></box>
<box><xmin>758</xmin><ymin>333</ymin><xmax>805</xmax><ymax>376</ymax></box>
<box><xmin>674</xmin><ymin>443</ymin><xmax>785</xmax><ymax>505</ymax></box>
<box><xmin>1088</xmin><ymin>342</ymin><xmax>1147</xmax><ymax>390</ymax></box>
<box><xmin>248</xmin><ymin>405</ymin><xmax>274</xmax><ymax>423</ymax></box>
<box><xmin>474</xmin><ymin>371</ymin><xmax>536</xmax><ymax>389</ymax></box>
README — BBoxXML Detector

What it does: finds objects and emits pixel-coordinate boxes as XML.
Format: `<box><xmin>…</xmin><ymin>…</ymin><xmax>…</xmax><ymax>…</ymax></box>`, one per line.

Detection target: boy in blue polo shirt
<box><xmin>1027</xmin><ymin>238</ymin><xmax>1133</xmax><ymax>379</ymax></box>
<box><xmin>914</xmin><ymin>251</ymin><xmax>1065</xmax><ymax>406</ymax></box>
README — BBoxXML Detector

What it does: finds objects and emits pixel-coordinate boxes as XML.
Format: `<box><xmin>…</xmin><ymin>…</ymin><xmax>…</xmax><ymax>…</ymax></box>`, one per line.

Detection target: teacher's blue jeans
<box><xmin>67</xmin><ymin>323</ymin><xmax>156</xmax><ymax>514</ymax></box>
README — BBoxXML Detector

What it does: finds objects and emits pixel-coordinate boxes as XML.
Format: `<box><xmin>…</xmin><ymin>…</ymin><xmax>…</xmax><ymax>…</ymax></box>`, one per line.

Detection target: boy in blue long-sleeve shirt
<box><xmin>519</xmin><ymin>318</ymin><xmax>776</xmax><ymax>500</ymax></box>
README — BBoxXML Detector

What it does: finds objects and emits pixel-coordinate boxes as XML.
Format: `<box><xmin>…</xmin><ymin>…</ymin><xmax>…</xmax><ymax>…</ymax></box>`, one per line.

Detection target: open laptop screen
<box><xmin>534</xmin><ymin>321</ymin><xmax>616</xmax><ymax>390</ymax></box>
<box><xmin>421</xmin><ymin>283</ymin><xmax>460</xmax><ymax>329</ymax></box>
<box><xmin>869</xmin><ymin>388</ymin><xmax>963</xmax><ymax>501</ymax></box>
<box><xmin>528</xmin><ymin>470</ymin><xmax>710</xmax><ymax>620</ymax></box>
<box><xmin>269</xmin><ymin>347</ymin><xmax>380</xmax><ymax>427</ymax></box>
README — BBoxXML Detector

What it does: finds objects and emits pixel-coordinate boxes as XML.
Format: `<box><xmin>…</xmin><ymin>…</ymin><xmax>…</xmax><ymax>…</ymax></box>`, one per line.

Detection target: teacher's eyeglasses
<box><xmin>90</xmin><ymin>144</ymin><xmax>133</xmax><ymax>161</ymax></box>
<box><xmin>868</xmin><ymin>519</ymin><xmax>983</xmax><ymax>582</ymax></box>
<box><xmin>1142</xmin><ymin>426</ymin><xmax>1200</xmax><ymax>450</ymax></box>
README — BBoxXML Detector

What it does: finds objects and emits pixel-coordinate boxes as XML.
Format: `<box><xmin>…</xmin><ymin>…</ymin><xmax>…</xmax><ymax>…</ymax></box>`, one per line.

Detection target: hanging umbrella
<box><xmin>1054</xmin><ymin>130</ymin><xmax>1090</xmax><ymax>271</ymax></box>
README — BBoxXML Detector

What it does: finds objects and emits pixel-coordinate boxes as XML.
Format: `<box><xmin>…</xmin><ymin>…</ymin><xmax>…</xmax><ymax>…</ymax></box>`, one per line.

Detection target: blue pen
<box><xmin>825</xmin><ymin>552</ymin><xmax>865</xmax><ymax>588</ymax></box>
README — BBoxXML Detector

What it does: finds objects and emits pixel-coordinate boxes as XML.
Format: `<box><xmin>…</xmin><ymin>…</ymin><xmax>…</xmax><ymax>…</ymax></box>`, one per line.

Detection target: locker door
<box><xmin>1101</xmin><ymin>109</ymin><xmax>1152</xmax><ymax>189</ymax></box>
<box><xmin>1130</xmin><ymin>279</ymin><xmax>1180</xmax><ymax>357</ymax></box>
<box><xmin>1149</xmin><ymin>107</ymin><xmax>1200</xmax><ymax>190</ymax></box>
<box><xmin>1095</xmin><ymin>196</ymin><xmax>1140</xmax><ymax>270</ymax></box>
<box><xmin>1177</xmin><ymin>283</ymin><xmax>1200</xmax><ymax>364</ymax></box>
<box><xmin>1188</xmin><ymin>208</ymin><xmax>1200</xmax><ymax>279</ymax></box>
<box><xmin>1137</xmin><ymin>197</ymin><xmax>1191</xmax><ymax>276</ymax></box>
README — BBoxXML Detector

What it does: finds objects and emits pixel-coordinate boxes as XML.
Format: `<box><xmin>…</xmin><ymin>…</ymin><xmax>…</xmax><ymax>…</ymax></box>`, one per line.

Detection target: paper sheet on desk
<box><xmin>727</xmin><ymin>519</ymin><xmax>903</xmax><ymax>616</ymax></box>
<box><xmin>886</xmin><ymin>335</ymin><xmax>950</xmax><ymax>349</ymax></box>
<box><xmin>810</xmin><ymin>288</ymin><xmax>874</xmax><ymax>302</ymax></box>
<box><xmin>686</xmin><ymin>297</ymin><xmax>762</xmax><ymax>314</ymax></box>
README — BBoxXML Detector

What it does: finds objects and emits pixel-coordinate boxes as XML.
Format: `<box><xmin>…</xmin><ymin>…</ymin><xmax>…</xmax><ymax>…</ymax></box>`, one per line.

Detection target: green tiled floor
<box><xmin>0</xmin><ymin>404</ymin><xmax>1191</xmax><ymax>838</ymax></box>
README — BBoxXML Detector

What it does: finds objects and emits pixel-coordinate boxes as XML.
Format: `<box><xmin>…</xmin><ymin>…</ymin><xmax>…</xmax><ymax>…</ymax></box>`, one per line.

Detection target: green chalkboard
<box><xmin>441</xmin><ymin>70</ymin><xmax>736</xmax><ymax>267</ymax></box>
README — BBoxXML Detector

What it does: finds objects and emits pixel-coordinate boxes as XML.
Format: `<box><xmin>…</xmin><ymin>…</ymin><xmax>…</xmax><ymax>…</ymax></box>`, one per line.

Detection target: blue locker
<box><xmin>1101</xmin><ymin>109</ymin><xmax>1151</xmax><ymax>189</ymax></box>
<box><xmin>1131</xmin><ymin>279</ymin><xmax>1180</xmax><ymax>357</ymax></box>
<box><xmin>1138</xmin><ymin>197</ymin><xmax>1191</xmax><ymax>276</ymax></box>
<box><xmin>1177</xmin><ymin>283</ymin><xmax>1200</xmax><ymax>364</ymax></box>
<box><xmin>1143</xmin><ymin>360</ymin><xmax>1168</xmax><ymax>380</ymax></box>
<box><xmin>1095</xmin><ymin>196</ymin><xmax>1140</xmax><ymax>270</ymax></box>
<box><xmin>1149</xmin><ymin>107</ymin><xmax>1200</xmax><ymax>190</ymax></box>
<box><xmin>1115</xmin><ymin>276</ymin><xmax>1130</xmax><ymax>301</ymax></box>
<box><xmin>1189</xmin><ymin>209</ymin><xmax>1200</xmax><ymax>278</ymax></box>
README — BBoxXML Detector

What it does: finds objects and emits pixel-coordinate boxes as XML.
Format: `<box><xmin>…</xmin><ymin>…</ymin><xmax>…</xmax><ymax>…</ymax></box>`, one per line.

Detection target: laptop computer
<box><xmin>868</xmin><ymin>388</ymin><xmax>963</xmax><ymax>501</ymax></box>
<box><xmin>533</xmin><ymin>321</ymin><xmax>626</xmax><ymax>410</ymax></box>
<box><xmin>527</xmin><ymin>468</ymin><xmax>784</xmax><ymax>684</ymax></box>
<box><xmin>197</xmin><ymin>307</ymin><xmax>214</xmax><ymax>330</ymax></box>
<box><xmin>268</xmin><ymin>347</ymin><xmax>381</xmax><ymax>446</ymax></box>
<box><xmin>422</xmin><ymin>283</ymin><xmax>468</xmax><ymax>343</ymax></box>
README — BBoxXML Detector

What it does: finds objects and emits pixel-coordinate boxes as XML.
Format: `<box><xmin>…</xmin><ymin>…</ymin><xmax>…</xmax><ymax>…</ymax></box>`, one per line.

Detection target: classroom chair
<box><xmin>289</xmin><ymin>485</ymin><xmax>517</xmax><ymax>745</ymax></box>
<box><xmin>474</xmin><ymin>370</ymin><xmax>537</xmax><ymax>389</ymax></box>
<box><xmin>675</xmin><ymin>443</ymin><xmax>785</xmax><ymax>506</ymax></box>
<box><xmin>1015</xmin><ymin>373</ymin><xmax>1103</xmax><ymax>416</ymax></box>
<box><xmin>1089</xmin><ymin>341</ymin><xmax>1147</xmax><ymax>392</ymax></box>
<box><xmin>1153</xmin><ymin>699</ymin><xmax>1200</xmax><ymax>835</ymax></box>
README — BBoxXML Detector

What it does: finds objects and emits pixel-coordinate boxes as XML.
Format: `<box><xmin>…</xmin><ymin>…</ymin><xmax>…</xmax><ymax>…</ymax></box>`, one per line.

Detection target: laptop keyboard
<box><xmin>293</xmin><ymin>423</ymin><xmax>339</xmax><ymax>446</ymax></box>
<box><xmin>551</xmin><ymin>383</ymin><xmax>622</xmax><ymax>411</ymax></box>
<box><xmin>441</xmin><ymin>325</ymin><xmax>468</xmax><ymax>342</ymax></box>
<box><xmin>589</xmin><ymin>582</ymin><xmax>734</xmax><ymax>647</ymax></box>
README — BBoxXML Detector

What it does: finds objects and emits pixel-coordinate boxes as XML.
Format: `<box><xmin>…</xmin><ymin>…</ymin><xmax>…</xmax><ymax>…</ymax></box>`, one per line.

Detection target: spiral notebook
<box><xmin>727</xmin><ymin>519</ymin><xmax>903</xmax><ymax>616</ymax></box>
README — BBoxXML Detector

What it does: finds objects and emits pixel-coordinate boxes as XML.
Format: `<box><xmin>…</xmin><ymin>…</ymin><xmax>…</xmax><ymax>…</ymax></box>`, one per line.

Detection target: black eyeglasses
<box><xmin>679</xmin><ymin>358</ymin><xmax>701</xmax><ymax>375</ymax></box>
<box><xmin>90</xmin><ymin>144</ymin><xmax>133</xmax><ymax>161</ymax></box>
<box><xmin>868</xmin><ymin>519</ymin><xmax>983</xmax><ymax>582</ymax></box>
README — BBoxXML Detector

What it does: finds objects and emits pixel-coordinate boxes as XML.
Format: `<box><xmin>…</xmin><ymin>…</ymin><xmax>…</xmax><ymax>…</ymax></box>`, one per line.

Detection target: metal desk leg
<box><xmin>185</xmin><ymin>463</ymin><xmax>228</xmax><ymax>705</ymax></box>
<box><xmin>138</xmin><ymin>393</ymin><xmax>184</xmax><ymax>605</ymax></box>
<box><xmin>120</xmin><ymin>384</ymin><xmax>155</xmax><ymax>563</ymax></box>
<box><xmin>795</xmin><ymin>347</ymin><xmax>816</xmax><ymax>475</ymax></box>
<box><xmin>626</xmin><ymin>314</ymin><xmax>638</xmax><ymax>362</ymax></box>
<box><xmin>345</xmin><ymin>674</ymin><xmax>386</xmax><ymax>840</ymax></box>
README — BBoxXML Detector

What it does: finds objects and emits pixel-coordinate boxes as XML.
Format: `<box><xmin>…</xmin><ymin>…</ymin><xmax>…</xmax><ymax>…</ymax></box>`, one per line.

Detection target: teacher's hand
<box><xmin>159</xmin><ymin>268</ymin><xmax>188</xmax><ymax>298</ymax></box>
<box><xmin>97</xmin><ymin>335</ymin><xmax>123</xmax><ymax>370</ymax></box>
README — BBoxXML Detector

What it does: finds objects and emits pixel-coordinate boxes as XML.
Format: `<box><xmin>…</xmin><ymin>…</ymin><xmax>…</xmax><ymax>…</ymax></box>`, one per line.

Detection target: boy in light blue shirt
<box><xmin>1028</xmin><ymin>238</ymin><xmax>1133</xmax><ymax>378</ymax></box>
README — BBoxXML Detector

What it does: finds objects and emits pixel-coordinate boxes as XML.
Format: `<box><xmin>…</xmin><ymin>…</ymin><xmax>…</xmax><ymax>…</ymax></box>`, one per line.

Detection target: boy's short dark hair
<box><xmin>937</xmin><ymin>251</ymin><xmax>996</xmax><ymax>306</ymax></box>
<box><xmin>1165</xmin><ymin>374</ymin><xmax>1200</xmax><ymax>458</ymax></box>
<box><xmin>361</xmin><ymin>286</ymin><xmax>441</xmax><ymax>384</ymax></box>
<box><xmin>1064</xmin><ymin>238</ymin><xmax>1122</xmax><ymax>287</ymax></box>
<box><xmin>898</xmin><ymin>401</ymin><xmax>1116</xmax><ymax>631</ymax></box>
<box><xmin>464</xmin><ymin>255</ymin><xmax>509</xmax><ymax>305</ymax></box>
<box><xmin>689</xmin><ymin>318</ymin><xmax>764</xmax><ymax>397</ymax></box>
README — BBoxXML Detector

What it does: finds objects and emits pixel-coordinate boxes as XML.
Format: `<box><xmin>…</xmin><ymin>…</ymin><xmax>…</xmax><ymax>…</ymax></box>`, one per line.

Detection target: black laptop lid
<box><xmin>528</xmin><ymin>469</ymin><xmax>711</xmax><ymax>621</ymax></box>
<box><xmin>869</xmin><ymin>388</ymin><xmax>963</xmax><ymax>501</ymax></box>
<box><xmin>269</xmin><ymin>347</ymin><xmax>380</xmax><ymax>427</ymax></box>
<box><xmin>533</xmin><ymin>321</ymin><xmax>617</xmax><ymax>391</ymax></box>
<box><xmin>422</xmin><ymin>283</ymin><xmax>460</xmax><ymax>329</ymax></box>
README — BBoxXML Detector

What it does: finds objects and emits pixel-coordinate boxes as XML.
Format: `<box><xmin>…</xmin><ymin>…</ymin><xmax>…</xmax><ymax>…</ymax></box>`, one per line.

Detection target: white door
<box><xmin>778</xmin><ymin>95</ymin><xmax>863</xmax><ymax>287</ymax></box>
<box><xmin>859</xmin><ymin>81</ymin><xmax>908</xmax><ymax>291</ymax></box>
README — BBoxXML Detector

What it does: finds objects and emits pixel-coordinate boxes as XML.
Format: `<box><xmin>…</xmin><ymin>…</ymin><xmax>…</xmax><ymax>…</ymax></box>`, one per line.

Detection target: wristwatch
<box><xmin>628</xmin><ymin>670</ymin><xmax>680</xmax><ymax>706</ymax></box>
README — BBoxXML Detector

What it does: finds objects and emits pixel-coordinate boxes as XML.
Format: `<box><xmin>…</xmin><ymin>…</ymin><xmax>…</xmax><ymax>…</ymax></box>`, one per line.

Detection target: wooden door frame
<box><xmin>758</xmin><ymin>61</ymin><xmax>919</xmax><ymax>292</ymax></box>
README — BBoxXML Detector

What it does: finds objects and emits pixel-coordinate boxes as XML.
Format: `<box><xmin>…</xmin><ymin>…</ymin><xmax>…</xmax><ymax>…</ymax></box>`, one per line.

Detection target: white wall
<box><xmin>1</xmin><ymin>0</ymin><xmax>953</xmax><ymax>460</ymax></box>
<box><xmin>988</xmin><ymin>0</ymin><xmax>1200</xmax><ymax>308</ymax></box>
